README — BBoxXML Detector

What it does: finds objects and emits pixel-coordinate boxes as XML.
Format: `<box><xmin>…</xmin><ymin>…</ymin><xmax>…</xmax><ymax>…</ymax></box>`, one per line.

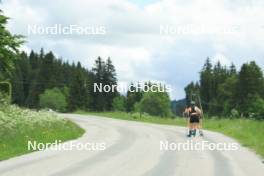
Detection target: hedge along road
<box><xmin>0</xmin><ymin>114</ymin><xmax>263</xmax><ymax>176</ymax></box>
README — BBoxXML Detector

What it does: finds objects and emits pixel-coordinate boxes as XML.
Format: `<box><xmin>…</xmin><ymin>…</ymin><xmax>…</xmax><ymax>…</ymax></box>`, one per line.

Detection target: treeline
<box><xmin>8</xmin><ymin>50</ymin><xmax>172</xmax><ymax>116</ymax></box>
<box><xmin>185</xmin><ymin>58</ymin><xmax>264</xmax><ymax>119</ymax></box>
<box><xmin>10</xmin><ymin>49</ymin><xmax>118</xmax><ymax>112</ymax></box>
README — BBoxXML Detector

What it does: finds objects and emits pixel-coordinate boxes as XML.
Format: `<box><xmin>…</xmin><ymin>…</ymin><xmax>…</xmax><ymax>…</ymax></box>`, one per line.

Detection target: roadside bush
<box><xmin>39</xmin><ymin>87</ymin><xmax>67</xmax><ymax>112</ymax></box>
<box><xmin>248</xmin><ymin>97</ymin><xmax>264</xmax><ymax>120</ymax></box>
<box><xmin>112</xmin><ymin>96</ymin><xmax>126</xmax><ymax>111</ymax></box>
<box><xmin>133</xmin><ymin>102</ymin><xmax>142</xmax><ymax>113</ymax></box>
<box><xmin>137</xmin><ymin>91</ymin><xmax>172</xmax><ymax>117</ymax></box>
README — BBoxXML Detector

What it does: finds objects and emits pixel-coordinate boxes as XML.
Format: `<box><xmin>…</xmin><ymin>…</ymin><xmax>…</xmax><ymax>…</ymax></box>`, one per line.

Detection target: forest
<box><xmin>185</xmin><ymin>58</ymin><xmax>264</xmax><ymax>119</ymax></box>
<box><xmin>8</xmin><ymin>50</ymin><xmax>119</xmax><ymax>112</ymax></box>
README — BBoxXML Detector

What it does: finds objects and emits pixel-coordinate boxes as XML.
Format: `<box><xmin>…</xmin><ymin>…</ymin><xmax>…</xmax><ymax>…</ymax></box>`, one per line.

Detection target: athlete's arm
<box><xmin>195</xmin><ymin>107</ymin><xmax>202</xmax><ymax>116</ymax></box>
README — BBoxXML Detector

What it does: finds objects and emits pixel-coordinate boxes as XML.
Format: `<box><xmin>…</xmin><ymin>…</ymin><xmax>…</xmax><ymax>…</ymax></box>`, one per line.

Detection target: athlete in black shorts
<box><xmin>186</xmin><ymin>101</ymin><xmax>201</xmax><ymax>137</ymax></box>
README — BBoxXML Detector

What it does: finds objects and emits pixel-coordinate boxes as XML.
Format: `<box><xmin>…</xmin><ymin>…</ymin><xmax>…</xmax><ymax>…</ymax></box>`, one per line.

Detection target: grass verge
<box><xmin>75</xmin><ymin>110</ymin><xmax>264</xmax><ymax>158</ymax></box>
<box><xmin>0</xmin><ymin>105</ymin><xmax>84</xmax><ymax>161</ymax></box>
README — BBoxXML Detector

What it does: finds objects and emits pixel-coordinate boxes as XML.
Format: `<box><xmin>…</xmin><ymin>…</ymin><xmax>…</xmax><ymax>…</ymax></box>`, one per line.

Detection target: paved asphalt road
<box><xmin>0</xmin><ymin>114</ymin><xmax>263</xmax><ymax>176</ymax></box>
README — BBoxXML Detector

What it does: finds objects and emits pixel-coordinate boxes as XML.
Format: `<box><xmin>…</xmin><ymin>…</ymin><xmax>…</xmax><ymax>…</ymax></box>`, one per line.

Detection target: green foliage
<box><xmin>7</xmin><ymin>49</ymin><xmax>119</xmax><ymax>112</ymax></box>
<box><xmin>126</xmin><ymin>83</ymin><xmax>143</xmax><ymax>112</ymax></box>
<box><xmin>237</xmin><ymin>61</ymin><xmax>264</xmax><ymax>115</ymax></box>
<box><xmin>200</xmin><ymin>58</ymin><xmax>214</xmax><ymax>110</ymax></box>
<box><xmin>11</xmin><ymin>59</ymin><xmax>25</xmax><ymax>105</ymax></box>
<box><xmin>137</xmin><ymin>87</ymin><xmax>171</xmax><ymax>117</ymax></box>
<box><xmin>112</xmin><ymin>96</ymin><xmax>126</xmax><ymax>111</ymax></box>
<box><xmin>7</xmin><ymin>49</ymin><xmax>97</xmax><ymax>111</ymax></box>
<box><xmin>0</xmin><ymin>81</ymin><xmax>12</xmax><ymax>104</ymax></box>
<box><xmin>69</xmin><ymin>62</ymin><xmax>89</xmax><ymax>111</ymax></box>
<box><xmin>217</xmin><ymin>75</ymin><xmax>238</xmax><ymax>114</ymax></box>
<box><xmin>248</xmin><ymin>97</ymin><xmax>264</xmax><ymax>120</ymax></box>
<box><xmin>0</xmin><ymin>10</ymin><xmax>24</xmax><ymax>77</ymax></box>
<box><xmin>186</xmin><ymin>58</ymin><xmax>264</xmax><ymax>119</ymax></box>
<box><xmin>133</xmin><ymin>101</ymin><xmax>142</xmax><ymax>113</ymax></box>
<box><xmin>39</xmin><ymin>87</ymin><xmax>67</xmax><ymax>112</ymax></box>
<box><xmin>92</xmin><ymin>57</ymin><xmax>118</xmax><ymax>111</ymax></box>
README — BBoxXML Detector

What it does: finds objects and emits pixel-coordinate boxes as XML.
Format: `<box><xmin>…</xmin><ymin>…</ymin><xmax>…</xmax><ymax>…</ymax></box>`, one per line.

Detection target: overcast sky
<box><xmin>2</xmin><ymin>0</ymin><xmax>264</xmax><ymax>100</ymax></box>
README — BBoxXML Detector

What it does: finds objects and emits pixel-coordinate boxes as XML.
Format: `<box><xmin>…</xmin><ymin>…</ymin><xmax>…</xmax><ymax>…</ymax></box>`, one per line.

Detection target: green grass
<box><xmin>204</xmin><ymin>118</ymin><xmax>264</xmax><ymax>158</ymax></box>
<box><xmin>75</xmin><ymin>110</ymin><xmax>264</xmax><ymax>158</ymax></box>
<box><xmin>0</xmin><ymin>105</ymin><xmax>85</xmax><ymax>161</ymax></box>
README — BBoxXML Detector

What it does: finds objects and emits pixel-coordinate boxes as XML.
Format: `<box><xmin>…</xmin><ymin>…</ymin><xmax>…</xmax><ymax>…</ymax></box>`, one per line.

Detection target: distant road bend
<box><xmin>0</xmin><ymin>114</ymin><xmax>263</xmax><ymax>176</ymax></box>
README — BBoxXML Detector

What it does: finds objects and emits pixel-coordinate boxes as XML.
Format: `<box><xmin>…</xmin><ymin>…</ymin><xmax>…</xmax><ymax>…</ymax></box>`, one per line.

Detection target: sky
<box><xmin>1</xmin><ymin>0</ymin><xmax>264</xmax><ymax>100</ymax></box>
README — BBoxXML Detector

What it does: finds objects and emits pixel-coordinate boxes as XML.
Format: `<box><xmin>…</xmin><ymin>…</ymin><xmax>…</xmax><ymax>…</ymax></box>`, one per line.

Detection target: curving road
<box><xmin>0</xmin><ymin>114</ymin><xmax>263</xmax><ymax>176</ymax></box>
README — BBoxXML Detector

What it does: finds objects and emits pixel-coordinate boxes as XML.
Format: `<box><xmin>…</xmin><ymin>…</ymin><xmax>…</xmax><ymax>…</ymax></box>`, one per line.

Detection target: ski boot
<box><xmin>191</xmin><ymin>129</ymin><xmax>196</xmax><ymax>137</ymax></box>
<box><xmin>199</xmin><ymin>130</ymin><xmax>204</xmax><ymax>137</ymax></box>
<box><xmin>187</xmin><ymin>130</ymin><xmax>192</xmax><ymax>137</ymax></box>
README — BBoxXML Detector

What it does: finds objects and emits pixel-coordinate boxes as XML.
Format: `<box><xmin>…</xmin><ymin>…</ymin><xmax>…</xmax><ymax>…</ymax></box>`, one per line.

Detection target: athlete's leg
<box><xmin>192</xmin><ymin>122</ymin><xmax>198</xmax><ymax>136</ymax></box>
<box><xmin>198</xmin><ymin>118</ymin><xmax>204</xmax><ymax>136</ymax></box>
<box><xmin>187</xmin><ymin>119</ymin><xmax>193</xmax><ymax>137</ymax></box>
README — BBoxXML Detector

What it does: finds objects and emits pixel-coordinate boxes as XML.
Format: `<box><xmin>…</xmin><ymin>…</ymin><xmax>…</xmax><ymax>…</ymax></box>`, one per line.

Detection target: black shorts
<box><xmin>190</xmin><ymin>115</ymin><xmax>200</xmax><ymax>123</ymax></box>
